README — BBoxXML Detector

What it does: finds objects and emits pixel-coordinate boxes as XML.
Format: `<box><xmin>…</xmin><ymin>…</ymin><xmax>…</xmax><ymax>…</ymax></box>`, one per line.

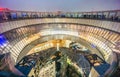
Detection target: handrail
<box><xmin>0</xmin><ymin>9</ymin><xmax>120</xmax><ymax>23</ymax></box>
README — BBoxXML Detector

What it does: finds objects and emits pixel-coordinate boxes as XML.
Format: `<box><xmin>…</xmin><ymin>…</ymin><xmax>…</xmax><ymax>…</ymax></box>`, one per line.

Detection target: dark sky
<box><xmin>0</xmin><ymin>0</ymin><xmax>120</xmax><ymax>12</ymax></box>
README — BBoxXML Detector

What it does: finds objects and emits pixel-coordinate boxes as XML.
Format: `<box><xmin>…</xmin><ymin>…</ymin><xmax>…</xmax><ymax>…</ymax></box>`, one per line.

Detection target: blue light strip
<box><xmin>0</xmin><ymin>34</ymin><xmax>8</xmax><ymax>47</ymax></box>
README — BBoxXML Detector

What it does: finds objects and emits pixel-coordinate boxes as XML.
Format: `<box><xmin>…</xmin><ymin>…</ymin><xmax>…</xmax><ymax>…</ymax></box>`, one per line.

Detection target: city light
<box><xmin>0</xmin><ymin>35</ymin><xmax>8</xmax><ymax>48</ymax></box>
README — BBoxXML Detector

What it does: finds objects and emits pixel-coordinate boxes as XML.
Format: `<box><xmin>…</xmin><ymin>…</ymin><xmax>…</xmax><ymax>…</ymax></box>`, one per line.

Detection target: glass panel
<box><xmin>0</xmin><ymin>12</ymin><xmax>3</xmax><ymax>21</ymax></box>
<box><xmin>10</xmin><ymin>12</ymin><xmax>17</xmax><ymax>19</ymax></box>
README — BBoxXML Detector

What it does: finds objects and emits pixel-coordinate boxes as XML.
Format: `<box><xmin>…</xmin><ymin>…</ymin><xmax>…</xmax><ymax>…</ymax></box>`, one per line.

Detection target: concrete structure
<box><xmin>0</xmin><ymin>9</ymin><xmax>120</xmax><ymax>77</ymax></box>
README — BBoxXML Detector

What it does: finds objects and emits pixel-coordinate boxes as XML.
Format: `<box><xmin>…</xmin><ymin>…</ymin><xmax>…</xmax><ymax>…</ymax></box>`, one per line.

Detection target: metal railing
<box><xmin>0</xmin><ymin>9</ymin><xmax>120</xmax><ymax>22</ymax></box>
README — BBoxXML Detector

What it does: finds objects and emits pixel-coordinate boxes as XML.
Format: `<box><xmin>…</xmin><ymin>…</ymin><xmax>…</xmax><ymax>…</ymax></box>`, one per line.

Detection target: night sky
<box><xmin>0</xmin><ymin>0</ymin><xmax>120</xmax><ymax>12</ymax></box>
